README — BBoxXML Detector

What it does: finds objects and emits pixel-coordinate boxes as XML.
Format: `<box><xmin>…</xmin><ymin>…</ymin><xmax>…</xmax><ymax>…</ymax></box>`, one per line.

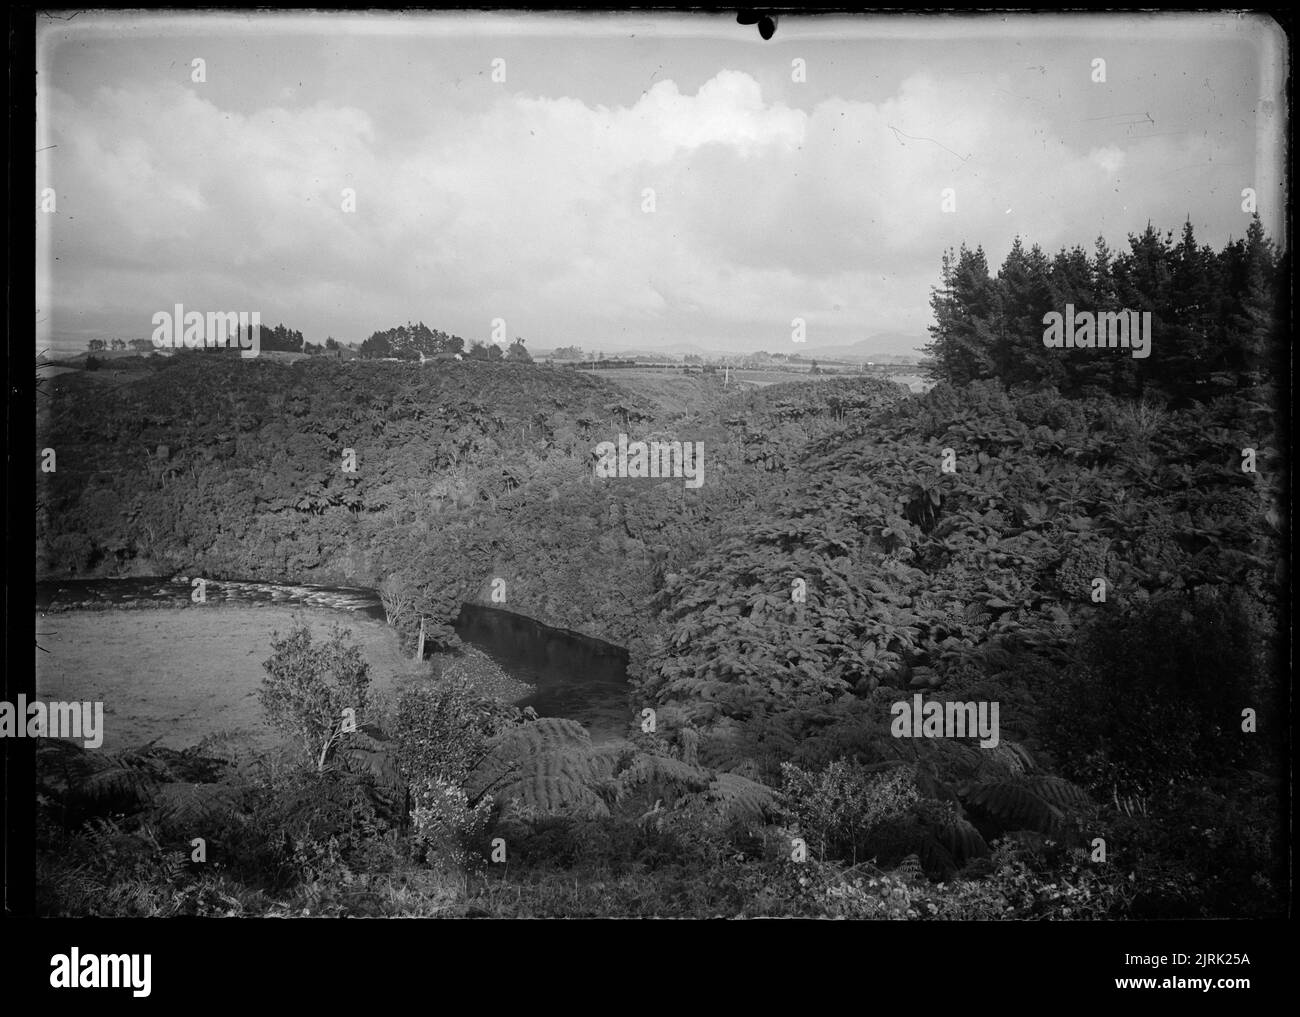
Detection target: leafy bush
<box><xmin>779</xmin><ymin>761</ymin><xmax>919</xmax><ymax>865</ymax></box>
<box><xmin>259</xmin><ymin>623</ymin><xmax>371</xmax><ymax>770</ymax></box>
<box><xmin>409</xmin><ymin>776</ymin><xmax>493</xmax><ymax>867</ymax></box>
<box><xmin>392</xmin><ymin>673</ymin><xmax>521</xmax><ymax>789</ymax></box>
<box><xmin>387</xmin><ymin>674</ymin><xmax>522</xmax><ymax>862</ymax></box>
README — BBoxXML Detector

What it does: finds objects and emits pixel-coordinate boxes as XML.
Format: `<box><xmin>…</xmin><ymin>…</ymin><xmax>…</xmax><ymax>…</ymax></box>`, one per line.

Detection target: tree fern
<box><xmin>973</xmin><ymin>740</ymin><xmax>1038</xmax><ymax>782</ymax></box>
<box><xmin>919</xmin><ymin>806</ymin><xmax>990</xmax><ymax>866</ymax></box>
<box><xmin>615</xmin><ymin>752</ymin><xmax>711</xmax><ymax>800</ymax></box>
<box><xmin>964</xmin><ymin>780</ymin><xmax>1066</xmax><ymax>835</ymax></box>
<box><xmin>1021</xmin><ymin>774</ymin><xmax>1091</xmax><ymax>812</ymax></box>
<box><xmin>469</xmin><ymin>719</ymin><xmax>616</xmax><ymax>820</ymax></box>
<box><xmin>489</xmin><ymin>717</ymin><xmax>592</xmax><ymax>761</ymax></box>
<box><xmin>38</xmin><ymin>740</ymin><xmax>173</xmax><ymax>823</ymax></box>
<box><xmin>154</xmin><ymin>781</ymin><xmax>245</xmax><ymax>836</ymax></box>
<box><xmin>488</xmin><ymin>747</ymin><xmax>614</xmax><ymax>820</ymax></box>
<box><xmin>704</xmin><ymin>771</ymin><xmax>776</xmax><ymax>826</ymax></box>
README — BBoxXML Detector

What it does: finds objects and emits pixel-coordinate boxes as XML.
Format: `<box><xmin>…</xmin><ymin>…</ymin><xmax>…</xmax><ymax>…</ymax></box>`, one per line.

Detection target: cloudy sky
<box><xmin>35</xmin><ymin>11</ymin><xmax>1285</xmax><ymax>357</ymax></box>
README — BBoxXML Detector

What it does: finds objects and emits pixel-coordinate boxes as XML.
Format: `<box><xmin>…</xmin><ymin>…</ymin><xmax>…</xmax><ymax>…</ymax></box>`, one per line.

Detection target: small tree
<box><xmin>260</xmin><ymin>623</ymin><xmax>371</xmax><ymax>771</ymax></box>
<box><xmin>378</xmin><ymin>572</ymin><xmax>416</xmax><ymax>630</ymax></box>
<box><xmin>506</xmin><ymin>337</ymin><xmax>532</xmax><ymax>363</ymax></box>
<box><xmin>378</xmin><ymin>573</ymin><xmax>461</xmax><ymax>658</ymax></box>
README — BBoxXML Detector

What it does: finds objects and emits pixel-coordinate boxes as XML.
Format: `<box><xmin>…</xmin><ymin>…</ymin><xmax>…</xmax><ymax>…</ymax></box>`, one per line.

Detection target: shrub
<box><xmin>390</xmin><ymin>674</ymin><xmax>521</xmax><ymax>863</ymax></box>
<box><xmin>391</xmin><ymin>674</ymin><xmax>521</xmax><ymax>789</ymax></box>
<box><xmin>779</xmin><ymin>760</ymin><xmax>919</xmax><ymax>864</ymax></box>
<box><xmin>409</xmin><ymin>776</ymin><xmax>494</xmax><ymax>867</ymax></box>
<box><xmin>259</xmin><ymin>623</ymin><xmax>371</xmax><ymax>770</ymax></box>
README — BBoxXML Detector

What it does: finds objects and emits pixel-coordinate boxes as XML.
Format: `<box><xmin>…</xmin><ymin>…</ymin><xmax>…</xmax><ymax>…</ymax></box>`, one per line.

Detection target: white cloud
<box><xmin>37</xmin><ymin>60</ymin><xmax>1267</xmax><ymax>353</ymax></box>
<box><xmin>1090</xmin><ymin>145</ymin><xmax>1126</xmax><ymax>176</ymax></box>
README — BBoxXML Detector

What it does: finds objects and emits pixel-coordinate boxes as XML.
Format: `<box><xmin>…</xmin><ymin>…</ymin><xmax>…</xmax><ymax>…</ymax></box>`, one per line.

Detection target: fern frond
<box><xmin>705</xmin><ymin>771</ymin><xmax>776</xmax><ymax>825</ymax></box>
<box><xmin>1022</xmin><ymin>774</ymin><xmax>1091</xmax><ymax>812</ymax></box>
<box><xmin>616</xmin><ymin>753</ymin><xmax>711</xmax><ymax>796</ymax></box>
<box><xmin>78</xmin><ymin>764</ymin><xmax>160</xmax><ymax>808</ymax></box>
<box><xmin>921</xmin><ymin>809</ymin><xmax>990</xmax><ymax>865</ymax></box>
<box><xmin>469</xmin><ymin>720</ymin><xmax>616</xmax><ymax>819</ymax></box>
<box><xmin>903</xmin><ymin>737</ymin><xmax>986</xmax><ymax>785</ymax></box>
<box><xmin>336</xmin><ymin>727</ymin><xmax>404</xmax><ymax>791</ymax></box>
<box><xmin>974</xmin><ymin>740</ymin><xmax>1037</xmax><ymax>781</ymax></box>
<box><xmin>495</xmin><ymin>752</ymin><xmax>612</xmax><ymax>819</ymax></box>
<box><xmin>964</xmin><ymin>780</ymin><xmax>1064</xmax><ymax>834</ymax></box>
<box><xmin>908</xmin><ymin>764</ymin><xmax>964</xmax><ymax>808</ymax></box>
<box><xmin>495</xmin><ymin>717</ymin><xmax>593</xmax><ymax>758</ymax></box>
<box><xmin>154</xmin><ymin>781</ymin><xmax>244</xmax><ymax>834</ymax></box>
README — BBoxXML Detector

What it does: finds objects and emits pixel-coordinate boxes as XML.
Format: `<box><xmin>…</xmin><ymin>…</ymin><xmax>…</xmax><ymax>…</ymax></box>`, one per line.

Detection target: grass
<box><xmin>34</xmin><ymin>606</ymin><xmax>413</xmax><ymax>753</ymax></box>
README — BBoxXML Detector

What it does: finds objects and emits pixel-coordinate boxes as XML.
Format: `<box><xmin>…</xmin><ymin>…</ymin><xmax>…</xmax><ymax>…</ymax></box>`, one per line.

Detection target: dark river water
<box><xmin>35</xmin><ymin>577</ymin><xmax>632</xmax><ymax>742</ymax></box>
<box><xmin>455</xmin><ymin>603</ymin><xmax>631</xmax><ymax>741</ymax></box>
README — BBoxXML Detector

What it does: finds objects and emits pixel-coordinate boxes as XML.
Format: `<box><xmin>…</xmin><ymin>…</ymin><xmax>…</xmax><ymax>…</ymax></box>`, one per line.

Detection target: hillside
<box><xmin>627</xmin><ymin>378</ymin><xmax>1284</xmax><ymax>910</ymax></box>
<box><xmin>36</xmin><ymin>355</ymin><xmax>905</xmax><ymax>650</ymax></box>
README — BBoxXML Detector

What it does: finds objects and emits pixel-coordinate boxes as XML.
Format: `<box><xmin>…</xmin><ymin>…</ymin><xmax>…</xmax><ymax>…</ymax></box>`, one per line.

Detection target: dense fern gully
<box><xmin>34</xmin><ymin>333</ymin><xmax>1286</xmax><ymax>917</ymax></box>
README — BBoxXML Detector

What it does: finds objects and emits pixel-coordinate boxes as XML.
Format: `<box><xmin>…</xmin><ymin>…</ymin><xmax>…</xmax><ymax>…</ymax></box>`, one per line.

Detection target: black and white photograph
<box><xmin>13</xmin><ymin>4</ymin><xmax>1291</xmax><ymax>975</ymax></box>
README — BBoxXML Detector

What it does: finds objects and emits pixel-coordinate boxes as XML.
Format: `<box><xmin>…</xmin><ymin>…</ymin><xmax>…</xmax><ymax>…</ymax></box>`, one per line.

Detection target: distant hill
<box><xmin>798</xmin><ymin>333</ymin><xmax>927</xmax><ymax>363</ymax></box>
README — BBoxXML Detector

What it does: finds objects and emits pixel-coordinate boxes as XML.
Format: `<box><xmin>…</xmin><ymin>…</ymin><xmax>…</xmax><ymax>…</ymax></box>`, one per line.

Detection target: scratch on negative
<box><xmin>887</xmin><ymin>125</ymin><xmax>971</xmax><ymax>163</ymax></box>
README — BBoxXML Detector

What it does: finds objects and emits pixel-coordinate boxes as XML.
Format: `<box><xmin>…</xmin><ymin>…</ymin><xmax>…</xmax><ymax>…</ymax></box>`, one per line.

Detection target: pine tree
<box><xmin>1228</xmin><ymin>214</ymin><xmax>1279</xmax><ymax>389</ymax></box>
<box><xmin>923</xmin><ymin>245</ymin><xmax>998</xmax><ymax>385</ymax></box>
<box><xmin>1047</xmin><ymin>244</ymin><xmax>1095</xmax><ymax>394</ymax></box>
<box><xmin>996</xmin><ymin>238</ymin><xmax>1056</xmax><ymax>388</ymax></box>
<box><xmin>1164</xmin><ymin>219</ymin><xmax>1218</xmax><ymax>401</ymax></box>
<box><xmin>1112</xmin><ymin>223</ymin><xmax>1174</xmax><ymax>399</ymax></box>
